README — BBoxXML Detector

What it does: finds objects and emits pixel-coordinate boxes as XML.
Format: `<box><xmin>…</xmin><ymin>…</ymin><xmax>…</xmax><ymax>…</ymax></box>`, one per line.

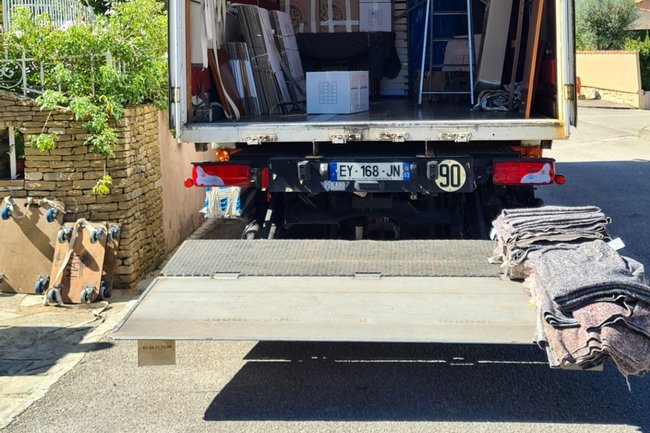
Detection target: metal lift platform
<box><xmin>113</xmin><ymin>240</ymin><xmax>536</xmax><ymax>345</ymax></box>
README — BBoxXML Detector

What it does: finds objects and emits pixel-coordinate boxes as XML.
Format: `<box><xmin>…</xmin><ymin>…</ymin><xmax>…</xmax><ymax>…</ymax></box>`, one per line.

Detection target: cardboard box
<box><xmin>359</xmin><ymin>0</ymin><xmax>391</xmax><ymax>32</ymax></box>
<box><xmin>442</xmin><ymin>35</ymin><xmax>482</xmax><ymax>72</ymax></box>
<box><xmin>306</xmin><ymin>71</ymin><xmax>369</xmax><ymax>114</ymax></box>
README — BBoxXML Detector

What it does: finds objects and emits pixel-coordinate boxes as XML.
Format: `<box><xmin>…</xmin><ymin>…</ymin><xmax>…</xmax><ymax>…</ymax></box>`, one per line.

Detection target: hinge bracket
<box><xmin>330</xmin><ymin>133</ymin><xmax>361</xmax><ymax>144</ymax></box>
<box><xmin>244</xmin><ymin>135</ymin><xmax>277</xmax><ymax>145</ymax></box>
<box><xmin>171</xmin><ymin>87</ymin><xmax>180</xmax><ymax>103</ymax></box>
<box><xmin>378</xmin><ymin>132</ymin><xmax>410</xmax><ymax>142</ymax></box>
<box><xmin>565</xmin><ymin>84</ymin><xmax>576</xmax><ymax>101</ymax></box>
<box><xmin>439</xmin><ymin>132</ymin><xmax>472</xmax><ymax>143</ymax></box>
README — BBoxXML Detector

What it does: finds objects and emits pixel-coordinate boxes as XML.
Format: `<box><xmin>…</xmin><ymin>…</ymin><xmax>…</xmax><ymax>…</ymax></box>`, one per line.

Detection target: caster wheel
<box><xmin>46</xmin><ymin>207</ymin><xmax>58</xmax><ymax>223</ymax></box>
<box><xmin>108</xmin><ymin>225</ymin><xmax>121</xmax><ymax>241</ymax></box>
<box><xmin>34</xmin><ymin>277</ymin><xmax>49</xmax><ymax>295</ymax></box>
<box><xmin>80</xmin><ymin>286</ymin><xmax>96</xmax><ymax>303</ymax></box>
<box><xmin>90</xmin><ymin>228</ymin><xmax>104</xmax><ymax>244</ymax></box>
<box><xmin>100</xmin><ymin>282</ymin><xmax>112</xmax><ymax>299</ymax></box>
<box><xmin>57</xmin><ymin>227</ymin><xmax>72</xmax><ymax>243</ymax></box>
<box><xmin>1</xmin><ymin>206</ymin><xmax>11</xmax><ymax>220</ymax></box>
<box><xmin>45</xmin><ymin>288</ymin><xmax>58</xmax><ymax>304</ymax></box>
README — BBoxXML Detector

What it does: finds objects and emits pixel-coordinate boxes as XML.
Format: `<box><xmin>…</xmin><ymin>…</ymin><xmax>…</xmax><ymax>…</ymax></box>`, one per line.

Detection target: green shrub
<box><xmin>577</xmin><ymin>0</ymin><xmax>639</xmax><ymax>50</ymax></box>
<box><xmin>625</xmin><ymin>33</ymin><xmax>650</xmax><ymax>90</ymax></box>
<box><xmin>1</xmin><ymin>0</ymin><xmax>167</xmax><ymax>194</ymax></box>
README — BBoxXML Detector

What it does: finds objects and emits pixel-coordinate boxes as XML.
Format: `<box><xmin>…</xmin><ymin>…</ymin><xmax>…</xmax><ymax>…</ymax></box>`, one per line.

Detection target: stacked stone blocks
<box><xmin>0</xmin><ymin>90</ymin><xmax>165</xmax><ymax>290</ymax></box>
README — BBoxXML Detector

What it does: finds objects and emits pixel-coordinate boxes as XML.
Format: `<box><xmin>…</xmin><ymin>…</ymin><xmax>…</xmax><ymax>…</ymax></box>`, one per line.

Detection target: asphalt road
<box><xmin>4</xmin><ymin>105</ymin><xmax>650</xmax><ymax>433</ymax></box>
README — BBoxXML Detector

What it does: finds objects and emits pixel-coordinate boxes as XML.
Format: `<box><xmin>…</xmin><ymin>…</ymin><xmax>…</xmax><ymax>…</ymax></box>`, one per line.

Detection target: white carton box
<box><xmin>306</xmin><ymin>71</ymin><xmax>369</xmax><ymax>114</ymax></box>
<box><xmin>359</xmin><ymin>0</ymin><xmax>391</xmax><ymax>32</ymax></box>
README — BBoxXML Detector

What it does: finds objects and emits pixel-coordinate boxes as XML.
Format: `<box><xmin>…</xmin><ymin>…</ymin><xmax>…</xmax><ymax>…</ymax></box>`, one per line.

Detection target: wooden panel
<box><xmin>0</xmin><ymin>198</ymin><xmax>63</xmax><ymax>294</ymax></box>
<box><xmin>102</xmin><ymin>223</ymin><xmax>121</xmax><ymax>289</ymax></box>
<box><xmin>520</xmin><ymin>0</ymin><xmax>545</xmax><ymax>118</ymax></box>
<box><xmin>50</xmin><ymin>222</ymin><xmax>107</xmax><ymax>303</ymax></box>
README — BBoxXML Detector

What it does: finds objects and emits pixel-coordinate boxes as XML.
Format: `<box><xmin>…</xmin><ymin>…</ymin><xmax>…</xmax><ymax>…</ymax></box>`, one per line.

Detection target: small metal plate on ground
<box><xmin>138</xmin><ymin>340</ymin><xmax>176</xmax><ymax>366</ymax></box>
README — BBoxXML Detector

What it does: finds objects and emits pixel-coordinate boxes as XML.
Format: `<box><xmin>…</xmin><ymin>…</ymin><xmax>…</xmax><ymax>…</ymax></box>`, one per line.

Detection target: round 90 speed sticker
<box><xmin>435</xmin><ymin>159</ymin><xmax>467</xmax><ymax>192</ymax></box>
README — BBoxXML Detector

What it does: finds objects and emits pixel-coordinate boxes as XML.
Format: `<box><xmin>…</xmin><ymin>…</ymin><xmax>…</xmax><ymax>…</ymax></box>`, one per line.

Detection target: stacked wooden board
<box><xmin>226</xmin><ymin>42</ymin><xmax>262</xmax><ymax>115</ymax></box>
<box><xmin>235</xmin><ymin>5</ymin><xmax>293</xmax><ymax>115</ymax></box>
<box><xmin>270</xmin><ymin>10</ymin><xmax>307</xmax><ymax>102</ymax></box>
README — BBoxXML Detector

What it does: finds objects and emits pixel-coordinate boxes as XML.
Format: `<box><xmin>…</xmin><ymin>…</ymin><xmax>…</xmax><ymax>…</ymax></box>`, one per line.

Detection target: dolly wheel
<box><xmin>100</xmin><ymin>282</ymin><xmax>112</xmax><ymax>299</ymax></box>
<box><xmin>80</xmin><ymin>286</ymin><xmax>96</xmax><ymax>303</ymax></box>
<box><xmin>108</xmin><ymin>225</ymin><xmax>121</xmax><ymax>241</ymax></box>
<box><xmin>1</xmin><ymin>206</ymin><xmax>11</xmax><ymax>221</ymax></box>
<box><xmin>45</xmin><ymin>207</ymin><xmax>58</xmax><ymax>223</ymax></box>
<box><xmin>57</xmin><ymin>227</ymin><xmax>72</xmax><ymax>244</ymax></box>
<box><xmin>90</xmin><ymin>228</ymin><xmax>104</xmax><ymax>244</ymax></box>
<box><xmin>34</xmin><ymin>277</ymin><xmax>49</xmax><ymax>295</ymax></box>
<box><xmin>45</xmin><ymin>288</ymin><xmax>58</xmax><ymax>304</ymax></box>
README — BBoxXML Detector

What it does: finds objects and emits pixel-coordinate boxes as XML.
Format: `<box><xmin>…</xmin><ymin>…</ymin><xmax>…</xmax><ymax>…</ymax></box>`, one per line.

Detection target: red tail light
<box><xmin>493</xmin><ymin>161</ymin><xmax>555</xmax><ymax>185</ymax></box>
<box><xmin>191</xmin><ymin>164</ymin><xmax>251</xmax><ymax>187</ymax></box>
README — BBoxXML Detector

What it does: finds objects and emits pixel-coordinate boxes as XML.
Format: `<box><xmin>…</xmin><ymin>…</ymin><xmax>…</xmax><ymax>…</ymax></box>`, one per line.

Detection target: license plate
<box><xmin>329</xmin><ymin>162</ymin><xmax>410</xmax><ymax>181</ymax></box>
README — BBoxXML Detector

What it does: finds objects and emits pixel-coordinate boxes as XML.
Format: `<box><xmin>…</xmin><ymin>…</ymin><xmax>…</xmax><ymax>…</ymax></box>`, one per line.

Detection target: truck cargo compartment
<box><xmin>170</xmin><ymin>0</ymin><xmax>576</xmax><ymax>143</ymax></box>
<box><xmin>113</xmin><ymin>240</ymin><xmax>537</xmax><ymax>344</ymax></box>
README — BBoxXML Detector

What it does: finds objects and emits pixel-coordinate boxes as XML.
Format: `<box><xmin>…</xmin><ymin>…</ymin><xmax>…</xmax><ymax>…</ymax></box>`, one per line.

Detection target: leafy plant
<box><xmin>576</xmin><ymin>0</ymin><xmax>640</xmax><ymax>50</ymax></box>
<box><xmin>9</xmin><ymin>131</ymin><xmax>26</xmax><ymax>159</ymax></box>
<box><xmin>92</xmin><ymin>174</ymin><xmax>113</xmax><ymax>195</ymax></box>
<box><xmin>1</xmin><ymin>0</ymin><xmax>167</xmax><ymax>194</ymax></box>
<box><xmin>31</xmin><ymin>133</ymin><xmax>56</xmax><ymax>151</ymax></box>
<box><xmin>625</xmin><ymin>33</ymin><xmax>650</xmax><ymax>90</ymax></box>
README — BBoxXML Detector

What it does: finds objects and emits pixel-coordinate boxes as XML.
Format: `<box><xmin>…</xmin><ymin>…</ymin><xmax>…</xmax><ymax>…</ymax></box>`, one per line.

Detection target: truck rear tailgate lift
<box><xmin>113</xmin><ymin>240</ymin><xmax>537</xmax><ymax>344</ymax></box>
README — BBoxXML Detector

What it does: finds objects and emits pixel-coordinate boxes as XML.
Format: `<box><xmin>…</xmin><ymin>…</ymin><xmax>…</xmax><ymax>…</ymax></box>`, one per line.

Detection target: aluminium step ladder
<box><xmin>417</xmin><ymin>0</ymin><xmax>476</xmax><ymax>106</ymax></box>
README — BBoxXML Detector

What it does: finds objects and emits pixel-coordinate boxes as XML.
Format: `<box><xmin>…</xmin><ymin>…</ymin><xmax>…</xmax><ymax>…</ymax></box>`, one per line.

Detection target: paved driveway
<box><xmin>2</xmin><ymin>104</ymin><xmax>650</xmax><ymax>433</ymax></box>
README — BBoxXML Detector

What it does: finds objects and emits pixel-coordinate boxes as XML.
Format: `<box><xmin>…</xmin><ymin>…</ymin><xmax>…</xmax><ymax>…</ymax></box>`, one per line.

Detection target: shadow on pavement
<box><xmin>0</xmin><ymin>326</ymin><xmax>113</xmax><ymax>376</ymax></box>
<box><xmin>201</xmin><ymin>160</ymin><xmax>650</xmax><ymax>426</ymax></box>
<box><xmin>205</xmin><ymin>342</ymin><xmax>648</xmax><ymax>428</ymax></box>
<box><xmin>537</xmin><ymin>160</ymin><xmax>650</xmax><ymax>264</ymax></box>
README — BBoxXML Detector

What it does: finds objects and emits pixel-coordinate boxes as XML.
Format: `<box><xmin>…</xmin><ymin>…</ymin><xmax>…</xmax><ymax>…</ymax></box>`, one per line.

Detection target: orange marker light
<box><xmin>216</xmin><ymin>149</ymin><xmax>231</xmax><ymax>162</ymax></box>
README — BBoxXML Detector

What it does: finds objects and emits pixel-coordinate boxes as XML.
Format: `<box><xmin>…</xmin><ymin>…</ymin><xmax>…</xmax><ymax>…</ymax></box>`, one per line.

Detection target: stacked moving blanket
<box><xmin>490</xmin><ymin>206</ymin><xmax>610</xmax><ymax>278</ymax></box>
<box><xmin>491</xmin><ymin>206</ymin><xmax>650</xmax><ymax>377</ymax></box>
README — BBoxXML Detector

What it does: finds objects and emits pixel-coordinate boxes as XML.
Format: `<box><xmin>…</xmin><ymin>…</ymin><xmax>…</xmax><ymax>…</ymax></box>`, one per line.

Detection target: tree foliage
<box><xmin>576</xmin><ymin>0</ymin><xmax>640</xmax><ymax>50</ymax></box>
<box><xmin>625</xmin><ymin>32</ymin><xmax>650</xmax><ymax>90</ymax></box>
<box><xmin>1</xmin><ymin>0</ymin><xmax>167</xmax><ymax>193</ymax></box>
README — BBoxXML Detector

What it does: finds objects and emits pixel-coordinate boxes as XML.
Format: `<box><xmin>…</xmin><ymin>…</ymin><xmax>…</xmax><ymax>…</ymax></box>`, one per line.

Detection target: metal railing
<box><xmin>2</xmin><ymin>0</ymin><xmax>94</xmax><ymax>31</ymax></box>
<box><xmin>0</xmin><ymin>46</ymin><xmax>45</xmax><ymax>96</ymax></box>
<box><xmin>1</xmin><ymin>45</ymin><xmax>121</xmax><ymax>97</ymax></box>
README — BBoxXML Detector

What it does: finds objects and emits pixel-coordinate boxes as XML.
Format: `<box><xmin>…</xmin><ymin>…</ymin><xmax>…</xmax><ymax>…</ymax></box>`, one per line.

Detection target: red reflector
<box><xmin>260</xmin><ymin>167</ymin><xmax>269</xmax><ymax>190</ymax></box>
<box><xmin>493</xmin><ymin>162</ymin><xmax>555</xmax><ymax>185</ymax></box>
<box><xmin>192</xmin><ymin>164</ymin><xmax>251</xmax><ymax>187</ymax></box>
<box><xmin>555</xmin><ymin>174</ymin><xmax>566</xmax><ymax>185</ymax></box>
<box><xmin>183</xmin><ymin>178</ymin><xmax>194</xmax><ymax>188</ymax></box>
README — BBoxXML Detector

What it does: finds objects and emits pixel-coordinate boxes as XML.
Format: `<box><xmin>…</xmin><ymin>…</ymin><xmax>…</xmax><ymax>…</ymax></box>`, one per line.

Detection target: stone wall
<box><xmin>579</xmin><ymin>86</ymin><xmax>643</xmax><ymax>108</ymax></box>
<box><xmin>0</xmin><ymin>90</ymin><xmax>198</xmax><ymax>290</ymax></box>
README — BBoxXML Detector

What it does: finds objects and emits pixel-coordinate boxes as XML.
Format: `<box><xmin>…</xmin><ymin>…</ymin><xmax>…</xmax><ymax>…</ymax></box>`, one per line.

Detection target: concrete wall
<box><xmin>158</xmin><ymin>111</ymin><xmax>206</xmax><ymax>253</ymax></box>
<box><xmin>577</xmin><ymin>51</ymin><xmax>644</xmax><ymax>108</ymax></box>
<box><xmin>0</xmin><ymin>90</ymin><xmax>205</xmax><ymax>289</ymax></box>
